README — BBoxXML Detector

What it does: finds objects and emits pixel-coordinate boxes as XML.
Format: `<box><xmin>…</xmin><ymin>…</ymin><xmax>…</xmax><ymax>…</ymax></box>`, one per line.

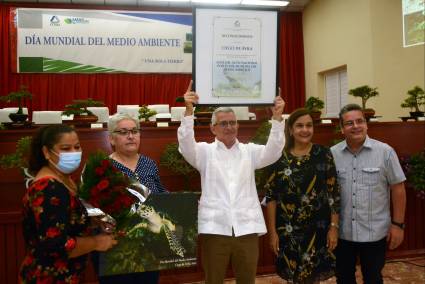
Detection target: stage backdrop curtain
<box><xmin>0</xmin><ymin>4</ymin><xmax>305</xmax><ymax>114</ymax></box>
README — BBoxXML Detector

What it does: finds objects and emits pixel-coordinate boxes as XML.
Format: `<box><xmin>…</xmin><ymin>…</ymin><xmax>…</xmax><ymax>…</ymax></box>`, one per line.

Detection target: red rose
<box><xmin>69</xmin><ymin>275</ymin><xmax>80</xmax><ymax>284</ymax></box>
<box><xmin>96</xmin><ymin>179</ymin><xmax>110</xmax><ymax>191</ymax></box>
<box><xmin>89</xmin><ymin>198</ymin><xmax>100</xmax><ymax>208</ymax></box>
<box><xmin>46</xmin><ymin>227</ymin><xmax>61</xmax><ymax>238</ymax></box>
<box><xmin>36</xmin><ymin>276</ymin><xmax>54</xmax><ymax>284</ymax></box>
<box><xmin>23</xmin><ymin>254</ymin><xmax>34</xmax><ymax>266</ymax></box>
<box><xmin>95</xmin><ymin>167</ymin><xmax>105</xmax><ymax>176</ymax></box>
<box><xmin>64</xmin><ymin>238</ymin><xmax>76</xmax><ymax>251</ymax></box>
<box><xmin>54</xmin><ymin>259</ymin><xmax>67</xmax><ymax>271</ymax></box>
<box><xmin>101</xmin><ymin>159</ymin><xmax>110</xmax><ymax>169</ymax></box>
<box><xmin>122</xmin><ymin>196</ymin><xmax>134</xmax><ymax>207</ymax></box>
<box><xmin>50</xmin><ymin>196</ymin><xmax>60</xmax><ymax>206</ymax></box>
<box><xmin>32</xmin><ymin>195</ymin><xmax>44</xmax><ymax>207</ymax></box>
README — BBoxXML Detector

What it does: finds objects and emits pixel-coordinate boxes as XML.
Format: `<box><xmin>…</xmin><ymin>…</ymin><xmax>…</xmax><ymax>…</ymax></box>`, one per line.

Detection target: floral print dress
<box><xmin>19</xmin><ymin>177</ymin><xmax>89</xmax><ymax>284</ymax></box>
<box><xmin>265</xmin><ymin>144</ymin><xmax>340</xmax><ymax>283</ymax></box>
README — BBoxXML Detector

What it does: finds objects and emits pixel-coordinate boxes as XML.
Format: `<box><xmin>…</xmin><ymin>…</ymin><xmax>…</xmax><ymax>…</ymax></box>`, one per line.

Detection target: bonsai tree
<box><xmin>304</xmin><ymin>96</ymin><xmax>324</xmax><ymax>112</ymax></box>
<box><xmin>0</xmin><ymin>85</ymin><xmax>33</xmax><ymax>114</ymax></box>
<box><xmin>138</xmin><ymin>105</ymin><xmax>157</xmax><ymax>121</ymax></box>
<box><xmin>401</xmin><ymin>150</ymin><xmax>425</xmax><ymax>199</ymax></box>
<box><xmin>0</xmin><ymin>136</ymin><xmax>32</xmax><ymax>171</ymax></box>
<box><xmin>348</xmin><ymin>85</ymin><xmax>379</xmax><ymax>110</ymax></box>
<box><xmin>62</xmin><ymin>98</ymin><xmax>104</xmax><ymax>116</ymax></box>
<box><xmin>160</xmin><ymin>142</ymin><xmax>198</xmax><ymax>191</ymax></box>
<box><xmin>401</xmin><ymin>86</ymin><xmax>425</xmax><ymax>114</ymax></box>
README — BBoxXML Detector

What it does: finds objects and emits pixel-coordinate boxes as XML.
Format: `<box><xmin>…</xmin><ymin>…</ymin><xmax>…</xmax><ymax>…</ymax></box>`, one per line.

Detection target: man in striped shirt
<box><xmin>331</xmin><ymin>103</ymin><xmax>406</xmax><ymax>284</ymax></box>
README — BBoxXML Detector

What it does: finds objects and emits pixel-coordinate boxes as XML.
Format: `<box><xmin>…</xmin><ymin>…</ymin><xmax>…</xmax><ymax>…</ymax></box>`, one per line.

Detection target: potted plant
<box><xmin>401</xmin><ymin>150</ymin><xmax>425</xmax><ymax>199</ymax></box>
<box><xmin>62</xmin><ymin>98</ymin><xmax>104</xmax><ymax>123</ymax></box>
<box><xmin>0</xmin><ymin>85</ymin><xmax>33</xmax><ymax>123</ymax></box>
<box><xmin>348</xmin><ymin>85</ymin><xmax>379</xmax><ymax>119</ymax></box>
<box><xmin>401</xmin><ymin>86</ymin><xmax>425</xmax><ymax>118</ymax></box>
<box><xmin>160</xmin><ymin>142</ymin><xmax>198</xmax><ymax>191</ymax></box>
<box><xmin>304</xmin><ymin>96</ymin><xmax>325</xmax><ymax>121</ymax></box>
<box><xmin>138</xmin><ymin>105</ymin><xmax>157</xmax><ymax>126</ymax></box>
<box><xmin>0</xmin><ymin>136</ymin><xmax>32</xmax><ymax>175</ymax></box>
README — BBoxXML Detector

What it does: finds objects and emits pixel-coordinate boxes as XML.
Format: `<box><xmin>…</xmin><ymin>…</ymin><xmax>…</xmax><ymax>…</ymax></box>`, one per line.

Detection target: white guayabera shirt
<box><xmin>177</xmin><ymin>115</ymin><xmax>285</xmax><ymax>237</ymax></box>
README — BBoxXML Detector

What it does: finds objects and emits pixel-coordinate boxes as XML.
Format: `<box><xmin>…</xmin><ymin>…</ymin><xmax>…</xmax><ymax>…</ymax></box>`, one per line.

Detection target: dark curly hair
<box><xmin>28</xmin><ymin>125</ymin><xmax>77</xmax><ymax>173</ymax></box>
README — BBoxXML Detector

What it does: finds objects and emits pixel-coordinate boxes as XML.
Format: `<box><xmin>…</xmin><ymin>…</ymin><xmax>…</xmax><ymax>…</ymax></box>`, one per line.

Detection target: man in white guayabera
<box><xmin>177</xmin><ymin>81</ymin><xmax>286</xmax><ymax>284</ymax></box>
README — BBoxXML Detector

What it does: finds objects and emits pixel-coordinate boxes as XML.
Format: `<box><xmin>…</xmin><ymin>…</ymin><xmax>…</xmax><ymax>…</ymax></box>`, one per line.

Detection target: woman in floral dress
<box><xmin>19</xmin><ymin>125</ymin><xmax>117</xmax><ymax>284</ymax></box>
<box><xmin>265</xmin><ymin>108</ymin><xmax>340</xmax><ymax>283</ymax></box>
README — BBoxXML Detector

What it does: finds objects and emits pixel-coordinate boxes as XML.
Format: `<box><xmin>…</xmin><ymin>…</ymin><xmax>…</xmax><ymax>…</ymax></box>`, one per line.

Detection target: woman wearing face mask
<box><xmin>264</xmin><ymin>108</ymin><xmax>340</xmax><ymax>284</ymax></box>
<box><xmin>19</xmin><ymin>125</ymin><xmax>117</xmax><ymax>284</ymax></box>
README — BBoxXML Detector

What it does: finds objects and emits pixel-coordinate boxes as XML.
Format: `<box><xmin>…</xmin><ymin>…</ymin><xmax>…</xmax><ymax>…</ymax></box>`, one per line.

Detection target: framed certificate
<box><xmin>194</xmin><ymin>8</ymin><xmax>278</xmax><ymax>105</ymax></box>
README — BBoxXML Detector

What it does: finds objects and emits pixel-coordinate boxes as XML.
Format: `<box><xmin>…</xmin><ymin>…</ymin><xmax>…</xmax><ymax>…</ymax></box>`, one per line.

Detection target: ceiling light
<box><xmin>191</xmin><ymin>0</ymin><xmax>242</xmax><ymax>4</ymax></box>
<box><xmin>241</xmin><ymin>0</ymin><xmax>289</xmax><ymax>7</ymax></box>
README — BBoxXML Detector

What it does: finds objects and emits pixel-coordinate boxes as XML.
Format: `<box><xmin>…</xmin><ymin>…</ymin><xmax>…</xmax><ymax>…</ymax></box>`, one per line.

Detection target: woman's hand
<box><xmin>327</xmin><ymin>227</ymin><xmax>338</xmax><ymax>251</ymax></box>
<box><xmin>269</xmin><ymin>230</ymin><xmax>280</xmax><ymax>256</ymax></box>
<box><xmin>94</xmin><ymin>234</ymin><xmax>118</xmax><ymax>252</ymax></box>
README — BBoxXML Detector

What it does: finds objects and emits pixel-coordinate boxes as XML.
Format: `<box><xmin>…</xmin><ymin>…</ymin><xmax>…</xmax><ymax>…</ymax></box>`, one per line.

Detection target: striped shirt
<box><xmin>331</xmin><ymin>136</ymin><xmax>405</xmax><ymax>242</ymax></box>
<box><xmin>111</xmin><ymin>155</ymin><xmax>167</xmax><ymax>194</ymax></box>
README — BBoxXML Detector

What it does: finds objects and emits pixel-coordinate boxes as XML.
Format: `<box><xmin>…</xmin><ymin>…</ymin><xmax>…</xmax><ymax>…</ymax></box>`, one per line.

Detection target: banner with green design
<box><xmin>14</xmin><ymin>8</ymin><xmax>193</xmax><ymax>73</ymax></box>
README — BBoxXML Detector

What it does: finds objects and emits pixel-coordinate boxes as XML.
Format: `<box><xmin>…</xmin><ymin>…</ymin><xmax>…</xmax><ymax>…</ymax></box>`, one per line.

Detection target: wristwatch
<box><xmin>391</xmin><ymin>221</ymin><xmax>405</xmax><ymax>230</ymax></box>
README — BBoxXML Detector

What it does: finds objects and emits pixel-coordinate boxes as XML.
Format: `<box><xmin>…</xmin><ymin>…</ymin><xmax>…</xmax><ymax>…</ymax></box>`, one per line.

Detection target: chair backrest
<box><xmin>148</xmin><ymin>104</ymin><xmax>170</xmax><ymax>114</ymax></box>
<box><xmin>116</xmin><ymin>105</ymin><xmax>140</xmax><ymax>120</ymax></box>
<box><xmin>32</xmin><ymin>111</ymin><xmax>62</xmax><ymax>124</ymax></box>
<box><xmin>170</xmin><ymin>107</ymin><xmax>186</xmax><ymax>121</ymax></box>
<box><xmin>87</xmin><ymin>107</ymin><xmax>110</xmax><ymax>123</ymax></box>
<box><xmin>231</xmin><ymin>106</ymin><xmax>250</xmax><ymax>121</ymax></box>
<box><xmin>0</xmin><ymin>108</ymin><xmax>29</xmax><ymax>122</ymax></box>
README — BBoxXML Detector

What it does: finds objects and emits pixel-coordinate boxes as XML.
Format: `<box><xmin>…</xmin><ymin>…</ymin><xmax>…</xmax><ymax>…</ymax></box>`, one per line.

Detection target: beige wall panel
<box><xmin>303</xmin><ymin>0</ymin><xmax>424</xmax><ymax>121</ymax></box>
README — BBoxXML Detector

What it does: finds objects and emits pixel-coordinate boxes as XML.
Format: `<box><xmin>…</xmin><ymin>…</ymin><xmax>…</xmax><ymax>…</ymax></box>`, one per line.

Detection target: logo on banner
<box><xmin>64</xmin><ymin>17</ymin><xmax>90</xmax><ymax>24</ymax></box>
<box><xmin>50</xmin><ymin>15</ymin><xmax>60</xmax><ymax>26</ymax></box>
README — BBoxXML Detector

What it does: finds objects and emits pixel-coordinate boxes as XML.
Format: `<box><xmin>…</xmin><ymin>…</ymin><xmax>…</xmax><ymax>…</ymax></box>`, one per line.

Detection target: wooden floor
<box><xmin>187</xmin><ymin>257</ymin><xmax>425</xmax><ymax>284</ymax></box>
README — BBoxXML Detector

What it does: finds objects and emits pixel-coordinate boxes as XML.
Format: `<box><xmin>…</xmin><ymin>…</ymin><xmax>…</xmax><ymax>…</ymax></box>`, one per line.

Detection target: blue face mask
<box><xmin>50</xmin><ymin>151</ymin><xmax>82</xmax><ymax>174</ymax></box>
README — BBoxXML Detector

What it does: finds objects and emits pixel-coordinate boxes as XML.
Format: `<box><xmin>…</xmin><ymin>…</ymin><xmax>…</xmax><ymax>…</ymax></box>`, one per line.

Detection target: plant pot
<box><xmin>9</xmin><ymin>113</ymin><xmax>28</xmax><ymax>123</ymax></box>
<box><xmin>73</xmin><ymin>114</ymin><xmax>98</xmax><ymax>123</ymax></box>
<box><xmin>309</xmin><ymin>110</ymin><xmax>322</xmax><ymax>121</ymax></box>
<box><xmin>363</xmin><ymin>108</ymin><xmax>375</xmax><ymax>121</ymax></box>
<box><xmin>195</xmin><ymin>111</ymin><xmax>213</xmax><ymax>118</ymax></box>
<box><xmin>410</xmin><ymin>111</ymin><xmax>424</xmax><ymax>118</ymax></box>
<box><xmin>140</xmin><ymin>121</ymin><xmax>156</xmax><ymax>127</ymax></box>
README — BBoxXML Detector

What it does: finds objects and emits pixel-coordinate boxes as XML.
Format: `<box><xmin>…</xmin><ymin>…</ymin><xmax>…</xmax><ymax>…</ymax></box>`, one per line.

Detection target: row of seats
<box><xmin>0</xmin><ymin>105</ymin><xmax>256</xmax><ymax>124</ymax></box>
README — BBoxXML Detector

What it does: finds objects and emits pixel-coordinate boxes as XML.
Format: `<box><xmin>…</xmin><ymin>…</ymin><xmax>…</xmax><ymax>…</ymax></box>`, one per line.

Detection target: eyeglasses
<box><xmin>113</xmin><ymin>128</ymin><xmax>140</xmax><ymax>136</ymax></box>
<box><xmin>215</xmin><ymin>120</ymin><xmax>237</xmax><ymax>128</ymax></box>
<box><xmin>342</xmin><ymin>118</ymin><xmax>366</xmax><ymax>127</ymax></box>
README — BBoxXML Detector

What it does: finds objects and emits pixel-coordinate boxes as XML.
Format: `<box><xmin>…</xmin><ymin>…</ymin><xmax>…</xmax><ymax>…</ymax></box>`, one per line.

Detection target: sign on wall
<box><xmin>14</xmin><ymin>8</ymin><xmax>193</xmax><ymax>73</ymax></box>
<box><xmin>194</xmin><ymin>8</ymin><xmax>278</xmax><ymax>105</ymax></box>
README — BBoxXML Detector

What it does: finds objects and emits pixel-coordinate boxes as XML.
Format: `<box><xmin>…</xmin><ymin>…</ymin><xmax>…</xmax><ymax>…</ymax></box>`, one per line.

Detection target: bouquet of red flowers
<box><xmin>79</xmin><ymin>151</ymin><xmax>137</xmax><ymax>225</ymax></box>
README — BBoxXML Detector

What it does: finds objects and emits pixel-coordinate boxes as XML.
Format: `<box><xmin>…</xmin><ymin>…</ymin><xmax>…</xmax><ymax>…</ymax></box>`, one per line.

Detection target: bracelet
<box><xmin>330</xmin><ymin>222</ymin><xmax>339</xmax><ymax>229</ymax></box>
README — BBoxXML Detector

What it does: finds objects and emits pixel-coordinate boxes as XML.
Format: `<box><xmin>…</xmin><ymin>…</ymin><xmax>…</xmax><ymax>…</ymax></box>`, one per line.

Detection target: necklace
<box><xmin>290</xmin><ymin>143</ymin><xmax>313</xmax><ymax>157</ymax></box>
